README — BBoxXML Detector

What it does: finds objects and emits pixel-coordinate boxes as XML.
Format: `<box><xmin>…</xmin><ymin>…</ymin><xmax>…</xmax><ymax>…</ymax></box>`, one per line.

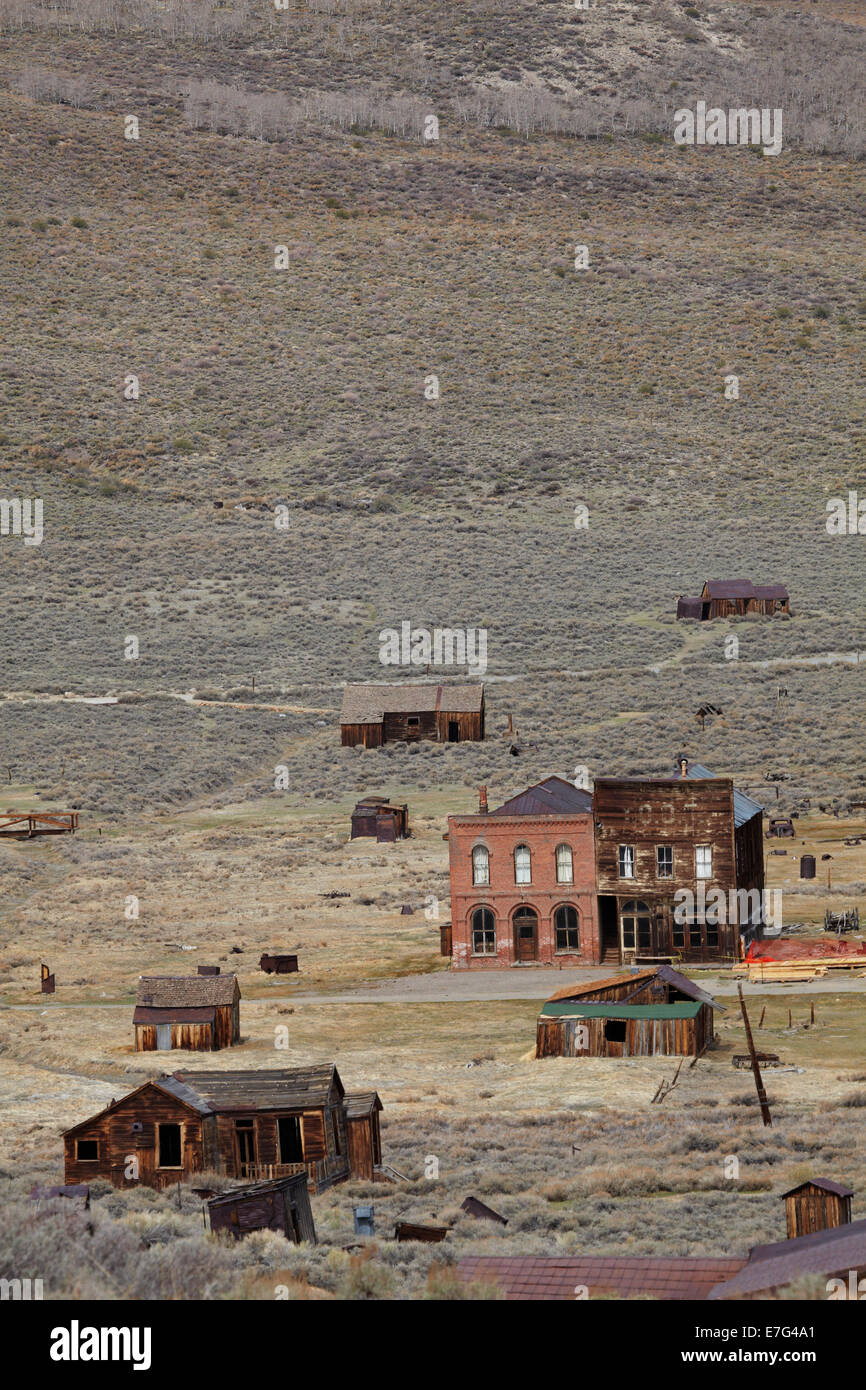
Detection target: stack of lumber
<box><xmin>734</xmin><ymin>954</ymin><xmax>866</xmax><ymax>982</ymax></box>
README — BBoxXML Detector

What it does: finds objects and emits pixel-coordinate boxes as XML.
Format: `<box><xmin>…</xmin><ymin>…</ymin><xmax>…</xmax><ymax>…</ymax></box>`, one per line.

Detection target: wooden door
<box><xmin>513</xmin><ymin>908</ymin><xmax>538</xmax><ymax>962</ymax></box>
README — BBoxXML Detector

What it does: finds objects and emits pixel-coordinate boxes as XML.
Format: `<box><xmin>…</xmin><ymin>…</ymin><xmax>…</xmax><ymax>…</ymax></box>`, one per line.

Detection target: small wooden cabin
<box><xmin>344</xmin><ymin>1092</ymin><xmax>383</xmax><ymax>1180</ymax></box>
<box><xmin>133</xmin><ymin>972</ymin><xmax>240</xmax><ymax>1051</ymax></box>
<box><xmin>536</xmin><ymin>965</ymin><xmax>722</xmax><ymax>1060</ymax></box>
<box><xmin>340</xmin><ymin>682</ymin><xmax>484</xmax><ymax>747</ymax></box>
<box><xmin>351</xmin><ymin>795</ymin><xmax>409</xmax><ymax>842</ymax></box>
<box><xmin>63</xmin><ymin>1065</ymin><xmax>383</xmax><ymax>1192</ymax></box>
<box><xmin>782</xmin><ymin>1179</ymin><xmax>853</xmax><ymax>1239</ymax></box>
<box><xmin>259</xmin><ymin>953</ymin><xmax>299</xmax><ymax>975</ymax></box>
<box><xmin>676</xmin><ymin>580</ymin><xmax>790</xmax><ymax>621</ymax></box>
<box><xmin>206</xmin><ymin>1173</ymin><xmax>316</xmax><ymax>1244</ymax></box>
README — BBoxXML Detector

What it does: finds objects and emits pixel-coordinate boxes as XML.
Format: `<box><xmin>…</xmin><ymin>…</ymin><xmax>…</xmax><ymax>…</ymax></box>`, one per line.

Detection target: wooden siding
<box><xmin>785</xmin><ymin>1188</ymin><xmax>852</xmax><ymax>1240</ymax></box>
<box><xmin>63</xmin><ymin>1085</ymin><xmax>206</xmax><ymax>1190</ymax></box>
<box><xmin>342</xmin><ymin>706</ymin><xmax>483</xmax><ymax>747</ymax></box>
<box><xmin>207</xmin><ymin>1177</ymin><xmax>317</xmax><ymax>1244</ymax></box>
<box><xmin>134</xmin><ymin>1000</ymin><xmax>239</xmax><ymax>1052</ymax></box>
<box><xmin>346</xmin><ymin>1112</ymin><xmax>381</xmax><ymax>1181</ymax></box>
<box><xmin>536</xmin><ymin>1007</ymin><xmax>710</xmax><ymax>1059</ymax></box>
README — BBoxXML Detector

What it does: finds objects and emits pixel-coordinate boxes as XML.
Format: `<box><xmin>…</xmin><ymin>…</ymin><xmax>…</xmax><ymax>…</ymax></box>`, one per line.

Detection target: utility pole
<box><xmin>738</xmin><ymin>984</ymin><xmax>772</xmax><ymax>1126</ymax></box>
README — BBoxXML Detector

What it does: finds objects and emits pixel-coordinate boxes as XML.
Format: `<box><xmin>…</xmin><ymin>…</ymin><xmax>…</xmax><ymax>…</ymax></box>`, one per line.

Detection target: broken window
<box><xmin>278</xmin><ymin>1116</ymin><xmax>304</xmax><ymax>1164</ymax></box>
<box><xmin>514</xmin><ymin>844</ymin><xmax>531</xmax><ymax>884</ymax></box>
<box><xmin>555</xmin><ymin>844</ymin><xmax>574</xmax><ymax>884</ymax></box>
<box><xmin>407</xmin><ymin>715</ymin><xmax>420</xmax><ymax>727</ymax></box>
<box><xmin>618</xmin><ymin>845</ymin><xmax>635</xmax><ymax>879</ymax></box>
<box><xmin>471</xmin><ymin>906</ymin><xmax>496</xmax><ymax>955</ymax></box>
<box><xmin>696</xmin><ymin>845</ymin><xmax>713</xmax><ymax>880</ymax></box>
<box><xmin>235</xmin><ymin>1119</ymin><xmax>256</xmax><ymax>1173</ymax></box>
<box><xmin>554</xmin><ymin>904</ymin><xmax>579</xmax><ymax>952</ymax></box>
<box><xmin>76</xmin><ymin>1139</ymin><xmax>98</xmax><ymax>1161</ymax></box>
<box><xmin>157</xmin><ymin>1123</ymin><xmax>182</xmax><ymax>1168</ymax></box>
<box><xmin>472</xmin><ymin>844</ymin><xmax>490</xmax><ymax>886</ymax></box>
<box><xmin>604</xmin><ymin>1019</ymin><xmax>627</xmax><ymax>1043</ymax></box>
<box><xmin>656</xmin><ymin>846</ymin><xmax>673</xmax><ymax>878</ymax></box>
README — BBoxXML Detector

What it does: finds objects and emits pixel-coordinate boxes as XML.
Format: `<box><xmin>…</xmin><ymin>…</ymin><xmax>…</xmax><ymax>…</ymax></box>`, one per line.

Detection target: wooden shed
<box><xmin>782</xmin><ymin>1178</ymin><xmax>853</xmax><ymax>1239</ymax></box>
<box><xmin>340</xmin><ymin>682</ymin><xmax>484</xmax><ymax>747</ymax></box>
<box><xmin>536</xmin><ymin>965</ymin><xmax>722</xmax><ymax>1059</ymax></box>
<box><xmin>206</xmin><ymin>1173</ymin><xmax>316</xmax><ymax>1244</ymax></box>
<box><xmin>677</xmin><ymin>580</ymin><xmax>790</xmax><ymax>621</ymax></box>
<box><xmin>63</xmin><ymin>1065</ymin><xmax>383</xmax><ymax>1192</ymax></box>
<box><xmin>133</xmin><ymin>972</ymin><xmax>240</xmax><ymax>1051</ymax></box>
<box><xmin>351</xmin><ymin>796</ymin><xmax>409</xmax><ymax>842</ymax></box>
<box><xmin>344</xmin><ymin>1091</ymin><xmax>383</xmax><ymax>1180</ymax></box>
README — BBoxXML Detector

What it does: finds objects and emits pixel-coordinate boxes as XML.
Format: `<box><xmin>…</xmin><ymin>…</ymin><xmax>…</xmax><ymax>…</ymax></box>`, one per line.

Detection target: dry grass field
<box><xmin>1</xmin><ymin>0</ymin><xmax>864</xmax><ymax>1301</ymax></box>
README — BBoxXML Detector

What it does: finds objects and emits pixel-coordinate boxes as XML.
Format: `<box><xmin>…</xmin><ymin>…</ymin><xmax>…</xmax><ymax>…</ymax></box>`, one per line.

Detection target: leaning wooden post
<box><xmin>738</xmin><ymin>984</ymin><xmax>772</xmax><ymax>1126</ymax></box>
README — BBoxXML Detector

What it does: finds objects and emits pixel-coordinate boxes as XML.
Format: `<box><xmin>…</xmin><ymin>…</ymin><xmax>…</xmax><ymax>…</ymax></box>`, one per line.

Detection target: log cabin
<box><xmin>133</xmin><ymin>972</ymin><xmax>241</xmax><ymax>1051</ymax></box>
<box><xmin>340</xmin><ymin>682</ymin><xmax>484</xmax><ymax>747</ymax></box>
<box><xmin>63</xmin><ymin>1065</ymin><xmax>384</xmax><ymax>1192</ymax></box>
<box><xmin>535</xmin><ymin>965</ymin><xmax>723</xmax><ymax>1059</ymax></box>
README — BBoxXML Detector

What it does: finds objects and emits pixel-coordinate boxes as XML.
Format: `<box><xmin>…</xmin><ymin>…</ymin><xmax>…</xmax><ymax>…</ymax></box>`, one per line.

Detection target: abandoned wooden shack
<box><xmin>350</xmin><ymin>795</ymin><xmax>409</xmax><ymax>842</ymax></box>
<box><xmin>345</xmin><ymin>1092</ymin><xmax>383</xmax><ymax>1180</ymax></box>
<box><xmin>63</xmin><ymin>1065</ymin><xmax>384</xmax><ymax>1192</ymax></box>
<box><xmin>133</xmin><ymin>972</ymin><xmax>240</xmax><ymax>1052</ymax></box>
<box><xmin>340</xmin><ymin>682</ymin><xmax>484</xmax><ymax>747</ymax></box>
<box><xmin>206</xmin><ymin>1173</ymin><xmax>316</xmax><ymax>1244</ymax></box>
<box><xmin>782</xmin><ymin>1178</ymin><xmax>853</xmax><ymax>1239</ymax></box>
<box><xmin>259</xmin><ymin>953</ymin><xmax>299</xmax><ymax>975</ymax></box>
<box><xmin>676</xmin><ymin>580</ymin><xmax>790</xmax><ymax>621</ymax></box>
<box><xmin>536</xmin><ymin>965</ymin><xmax>722</xmax><ymax>1059</ymax></box>
<box><xmin>593</xmin><ymin>757</ymin><xmax>765</xmax><ymax>964</ymax></box>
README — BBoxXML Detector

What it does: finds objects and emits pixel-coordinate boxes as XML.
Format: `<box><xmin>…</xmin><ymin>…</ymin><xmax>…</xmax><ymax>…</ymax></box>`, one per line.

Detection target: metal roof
<box><xmin>709</xmin><ymin>1218</ymin><xmax>866</xmax><ymax>1299</ymax></box>
<box><xmin>540</xmin><ymin>1001</ymin><xmax>702</xmax><ymax>1019</ymax></box>
<box><xmin>135</xmin><ymin>974</ymin><xmax>238</xmax><ymax>1009</ymax></box>
<box><xmin>490</xmin><ymin>776</ymin><xmax>592</xmax><ymax>817</ymax></box>
<box><xmin>457</xmin><ymin>1256</ymin><xmax>747</xmax><ymax>1301</ymax></box>
<box><xmin>162</xmin><ymin>1065</ymin><xmax>343</xmax><ymax>1112</ymax></box>
<box><xmin>340</xmin><ymin>681</ymin><xmax>483</xmax><ymax>724</ymax></box>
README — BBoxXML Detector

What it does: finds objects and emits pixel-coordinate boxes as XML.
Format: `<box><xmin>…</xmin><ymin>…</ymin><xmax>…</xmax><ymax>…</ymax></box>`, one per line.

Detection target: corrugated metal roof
<box><xmin>135</xmin><ymin>974</ymin><xmax>238</xmax><ymax>1008</ymax></box>
<box><xmin>340</xmin><ymin>681</ymin><xmax>483</xmax><ymax>724</ymax></box>
<box><xmin>490</xmin><ymin>776</ymin><xmax>592</xmax><ymax>817</ymax></box>
<box><xmin>457</xmin><ymin>1256</ymin><xmax>747</xmax><ymax>1301</ymax></box>
<box><xmin>709</xmin><ymin>1218</ymin><xmax>866</xmax><ymax>1299</ymax></box>
<box><xmin>540</xmin><ymin>1001</ymin><xmax>702</xmax><ymax>1019</ymax></box>
<box><xmin>162</xmin><ymin>1065</ymin><xmax>343</xmax><ymax>1112</ymax></box>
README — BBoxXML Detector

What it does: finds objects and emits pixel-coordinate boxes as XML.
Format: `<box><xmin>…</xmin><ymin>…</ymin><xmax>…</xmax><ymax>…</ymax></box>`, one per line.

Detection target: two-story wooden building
<box><xmin>593</xmin><ymin>758</ymin><xmax>764</xmax><ymax>965</ymax></box>
<box><xmin>447</xmin><ymin>778</ymin><xmax>600</xmax><ymax>969</ymax></box>
<box><xmin>63</xmin><ymin>1065</ymin><xmax>383</xmax><ymax>1193</ymax></box>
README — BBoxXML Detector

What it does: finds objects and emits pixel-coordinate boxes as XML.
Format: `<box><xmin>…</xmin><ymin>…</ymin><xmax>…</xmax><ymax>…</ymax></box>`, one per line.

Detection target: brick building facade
<box><xmin>447</xmin><ymin>778</ymin><xmax>600</xmax><ymax>970</ymax></box>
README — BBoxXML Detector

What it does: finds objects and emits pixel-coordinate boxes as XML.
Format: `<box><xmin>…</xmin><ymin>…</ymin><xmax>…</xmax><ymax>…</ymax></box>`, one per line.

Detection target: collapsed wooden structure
<box><xmin>63</xmin><ymin>1065</ymin><xmax>383</xmax><ymax>1192</ymax></box>
<box><xmin>206</xmin><ymin>1173</ymin><xmax>316</xmax><ymax>1244</ymax></box>
<box><xmin>0</xmin><ymin>811</ymin><xmax>79</xmax><ymax>838</ymax></box>
<box><xmin>350</xmin><ymin>795</ymin><xmax>409</xmax><ymax>842</ymax></box>
<box><xmin>133</xmin><ymin>972</ymin><xmax>241</xmax><ymax>1052</ymax></box>
<box><xmin>536</xmin><ymin>966</ymin><xmax>722</xmax><ymax>1059</ymax></box>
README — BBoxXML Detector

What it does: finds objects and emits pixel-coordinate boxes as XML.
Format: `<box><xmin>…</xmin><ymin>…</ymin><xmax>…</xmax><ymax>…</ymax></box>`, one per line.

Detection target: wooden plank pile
<box><xmin>734</xmin><ymin>955</ymin><xmax>866</xmax><ymax>983</ymax></box>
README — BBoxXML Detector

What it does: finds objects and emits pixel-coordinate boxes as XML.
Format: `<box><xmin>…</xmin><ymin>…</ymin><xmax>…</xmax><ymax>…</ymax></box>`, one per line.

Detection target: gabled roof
<box><xmin>62</xmin><ymin>1078</ymin><xmax>209</xmax><ymax>1136</ymax></box>
<box><xmin>490</xmin><ymin>776</ymin><xmax>592</xmax><ymax>817</ymax></box>
<box><xmin>162</xmin><ymin>1065</ymin><xmax>344</xmax><ymax>1113</ymax></box>
<box><xmin>457</xmin><ymin>1256</ymin><xmax>747</xmax><ymax>1301</ymax></box>
<box><xmin>780</xmin><ymin>1177</ymin><xmax>854</xmax><ymax>1200</ymax></box>
<box><xmin>753</xmin><ymin>584</ymin><xmax>789</xmax><ymax>600</ymax></box>
<box><xmin>340</xmin><ymin>682</ymin><xmax>483</xmax><ymax>724</ymax></box>
<box><xmin>546</xmin><ymin>965</ymin><xmax>723</xmax><ymax>1010</ymax></box>
<box><xmin>704</xmin><ymin>579</ymin><xmax>757</xmax><ymax>599</ymax></box>
<box><xmin>681</xmin><ymin>762</ymin><xmax>764</xmax><ymax>827</ymax></box>
<box><xmin>709</xmin><ymin>1218</ymin><xmax>866</xmax><ymax>1299</ymax></box>
<box><xmin>344</xmin><ymin>1091</ymin><xmax>383</xmax><ymax>1119</ymax></box>
<box><xmin>135</xmin><ymin>974</ymin><xmax>238</xmax><ymax>1009</ymax></box>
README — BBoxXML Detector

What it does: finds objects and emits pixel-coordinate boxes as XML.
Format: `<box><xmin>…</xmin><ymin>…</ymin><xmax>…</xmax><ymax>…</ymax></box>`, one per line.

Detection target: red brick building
<box><xmin>447</xmin><ymin>778</ymin><xmax>600</xmax><ymax>969</ymax></box>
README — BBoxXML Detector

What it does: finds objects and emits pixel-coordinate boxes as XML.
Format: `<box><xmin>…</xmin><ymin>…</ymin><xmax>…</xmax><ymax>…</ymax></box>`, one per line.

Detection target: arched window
<box><xmin>471</xmin><ymin>906</ymin><xmax>496</xmax><ymax>956</ymax></box>
<box><xmin>621</xmin><ymin>899</ymin><xmax>651</xmax><ymax>952</ymax></box>
<box><xmin>555</xmin><ymin>844</ymin><xmax>573</xmax><ymax>884</ymax></box>
<box><xmin>554</xmin><ymin>904</ymin><xmax>579</xmax><ymax>952</ymax></box>
<box><xmin>471</xmin><ymin>844</ymin><xmax>490</xmax><ymax>886</ymax></box>
<box><xmin>514</xmin><ymin>844</ymin><xmax>531</xmax><ymax>885</ymax></box>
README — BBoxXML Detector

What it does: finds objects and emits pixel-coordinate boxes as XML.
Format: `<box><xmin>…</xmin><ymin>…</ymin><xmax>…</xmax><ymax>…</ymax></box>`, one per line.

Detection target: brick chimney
<box><xmin>479</xmin><ymin>785</ymin><xmax>488</xmax><ymax>814</ymax></box>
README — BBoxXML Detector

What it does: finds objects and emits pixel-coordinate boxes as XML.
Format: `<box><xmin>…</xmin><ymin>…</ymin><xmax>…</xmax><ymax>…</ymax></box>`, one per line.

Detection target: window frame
<box><xmin>695</xmin><ymin>845</ymin><xmax>713</xmax><ymax>880</ymax></box>
<box><xmin>514</xmin><ymin>843</ymin><xmax>532</xmax><ymax>885</ymax></box>
<box><xmin>618</xmin><ymin>844</ymin><xmax>635</xmax><ymax>879</ymax></box>
<box><xmin>470</xmin><ymin>905</ymin><xmax>497</xmax><ymax>957</ymax></box>
<box><xmin>157</xmin><ymin>1121</ymin><xmax>183</xmax><ymax>1170</ymax></box>
<box><xmin>75</xmin><ymin>1138</ymin><xmax>99</xmax><ymax>1162</ymax></box>
<box><xmin>555</xmin><ymin>843</ymin><xmax>574</xmax><ymax>885</ymax></box>
<box><xmin>656</xmin><ymin>845</ymin><xmax>673</xmax><ymax>878</ymax></box>
<box><xmin>553</xmin><ymin>903</ymin><xmax>580</xmax><ymax>954</ymax></box>
<box><xmin>471</xmin><ymin>843</ymin><xmax>490</xmax><ymax>887</ymax></box>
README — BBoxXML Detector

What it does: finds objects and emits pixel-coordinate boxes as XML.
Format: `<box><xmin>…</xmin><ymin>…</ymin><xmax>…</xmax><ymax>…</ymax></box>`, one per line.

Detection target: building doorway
<box><xmin>448</xmin><ymin>720</ymin><xmax>460</xmax><ymax>742</ymax></box>
<box><xmin>598</xmin><ymin>895</ymin><xmax>619</xmax><ymax>964</ymax></box>
<box><xmin>513</xmin><ymin>907</ymin><xmax>538</xmax><ymax>962</ymax></box>
<box><xmin>278</xmin><ymin>1116</ymin><xmax>303</xmax><ymax>1165</ymax></box>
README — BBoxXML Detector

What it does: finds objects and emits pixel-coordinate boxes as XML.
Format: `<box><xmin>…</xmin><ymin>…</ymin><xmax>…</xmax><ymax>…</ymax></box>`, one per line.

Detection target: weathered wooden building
<box><xmin>133</xmin><ymin>972</ymin><xmax>241</xmax><ymax>1052</ymax></box>
<box><xmin>593</xmin><ymin>757</ymin><xmax>765</xmax><ymax>964</ymax></box>
<box><xmin>340</xmin><ymin>682</ymin><xmax>484</xmax><ymax>747</ymax></box>
<box><xmin>206</xmin><ymin>1173</ymin><xmax>316</xmax><ymax>1244</ymax></box>
<box><xmin>63</xmin><ymin>1065</ymin><xmax>383</xmax><ymax>1192</ymax></box>
<box><xmin>677</xmin><ymin>579</ymin><xmax>790</xmax><ymax>621</ymax></box>
<box><xmin>782</xmin><ymin>1178</ymin><xmax>853</xmax><ymax>1239</ymax></box>
<box><xmin>447</xmin><ymin>778</ymin><xmax>600</xmax><ymax>969</ymax></box>
<box><xmin>350</xmin><ymin>795</ymin><xmax>409</xmax><ymax>842</ymax></box>
<box><xmin>345</xmin><ymin>1092</ymin><xmax>383</xmax><ymax>1180</ymax></box>
<box><xmin>536</xmin><ymin>965</ymin><xmax>722</xmax><ymax>1059</ymax></box>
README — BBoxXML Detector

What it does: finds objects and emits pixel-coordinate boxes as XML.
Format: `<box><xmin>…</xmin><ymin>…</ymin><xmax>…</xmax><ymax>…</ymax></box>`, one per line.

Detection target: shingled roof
<box><xmin>135</xmin><ymin>974</ymin><xmax>238</xmax><ymax>1009</ymax></box>
<box><xmin>344</xmin><ymin>1091</ymin><xmax>382</xmax><ymax>1119</ymax></box>
<box><xmin>340</xmin><ymin>682</ymin><xmax>483</xmax><ymax>724</ymax></box>
<box><xmin>458</xmin><ymin>1256</ymin><xmax>747</xmax><ymax>1301</ymax></box>
<box><xmin>159</xmin><ymin>1065</ymin><xmax>344</xmax><ymax>1113</ymax></box>
<box><xmin>489</xmin><ymin>776</ymin><xmax>592</xmax><ymax>817</ymax></box>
